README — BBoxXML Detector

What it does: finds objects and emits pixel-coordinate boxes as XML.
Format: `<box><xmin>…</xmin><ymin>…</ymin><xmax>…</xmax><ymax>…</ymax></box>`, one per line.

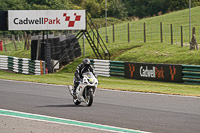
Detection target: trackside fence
<box><xmin>110</xmin><ymin>61</ymin><xmax>125</xmax><ymax>76</ymax></box>
<box><xmin>2</xmin><ymin>57</ymin><xmax>200</xmax><ymax>84</ymax></box>
<box><xmin>91</xmin><ymin>59</ymin><xmax>110</xmax><ymax>77</ymax></box>
<box><xmin>90</xmin><ymin>59</ymin><xmax>200</xmax><ymax>85</ymax></box>
<box><xmin>90</xmin><ymin>59</ymin><xmax>125</xmax><ymax>77</ymax></box>
<box><xmin>0</xmin><ymin>55</ymin><xmax>45</xmax><ymax>75</ymax></box>
<box><xmin>182</xmin><ymin>65</ymin><xmax>200</xmax><ymax>85</ymax></box>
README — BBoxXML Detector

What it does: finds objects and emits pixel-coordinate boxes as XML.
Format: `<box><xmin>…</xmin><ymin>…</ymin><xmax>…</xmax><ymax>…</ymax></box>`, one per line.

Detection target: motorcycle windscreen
<box><xmin>82</xmin><ymin>72</ymin><xmax>95</xmax><ymax>84</ymax></box>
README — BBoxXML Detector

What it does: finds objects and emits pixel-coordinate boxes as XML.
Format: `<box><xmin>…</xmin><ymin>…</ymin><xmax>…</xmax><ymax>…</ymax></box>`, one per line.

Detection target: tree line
<box><xmin>1</xmin><ymin>0</ymin><xmax>200</xmax><ymax>19</ymax></box>
<box><xmin>68</xmin><ymin>0</ymin><xmax>200</xmax><ymax>19</ymax></box>
<box><xmin>0</xmin><ymin>0</ymin><xmax>200</xmax><ymax>35</ymax></box>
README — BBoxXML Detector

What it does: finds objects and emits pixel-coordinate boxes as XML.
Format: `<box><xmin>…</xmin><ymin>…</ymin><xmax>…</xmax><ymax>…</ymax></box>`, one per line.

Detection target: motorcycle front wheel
<box><xmin>85</xmin><ymin>91</ymin><xmax>93</xmax><ymax>107</ymax></box>
<box><xmin>73</xmin><ymin>98</ymin><xmax>81</xmax><ymax>105</ymax></box>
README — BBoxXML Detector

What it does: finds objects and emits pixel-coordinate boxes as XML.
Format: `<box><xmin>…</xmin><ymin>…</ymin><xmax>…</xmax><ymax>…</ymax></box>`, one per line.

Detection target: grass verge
<box><xmin>1</xmin><ymin>70</ymin><xmax>200</xmax><ymax>97</ymax></box>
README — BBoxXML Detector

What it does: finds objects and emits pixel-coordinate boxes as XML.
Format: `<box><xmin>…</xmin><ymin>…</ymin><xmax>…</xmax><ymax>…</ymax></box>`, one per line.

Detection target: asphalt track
<box><xmin>0</xmin><ymin>79</ymin><xmax>200</xmax><ymax>133</ymax></box>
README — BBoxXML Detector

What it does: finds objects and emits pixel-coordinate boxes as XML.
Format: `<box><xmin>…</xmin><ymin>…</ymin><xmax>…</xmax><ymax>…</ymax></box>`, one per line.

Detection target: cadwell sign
<box><xmin>125</xmin><ymin>62</ymin><xmax>182</xmax><ymax>83</ymax></box>
<box><xmin>8</xmin><ymin>10</ymin><xmax>86</xmax><ymax>30</ymax></box>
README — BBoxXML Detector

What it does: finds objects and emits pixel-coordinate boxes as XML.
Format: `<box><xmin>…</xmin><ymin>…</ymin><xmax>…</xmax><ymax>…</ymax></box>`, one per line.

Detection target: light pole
<box><xmin>105</xmin><ymin>0</ymin><xmax>108</xmax><ymax>43</ymax></box>
<box><xmin>189</xmin><ymin>0</ymin><xmax>191</xmax><ymax>47</ymax></box>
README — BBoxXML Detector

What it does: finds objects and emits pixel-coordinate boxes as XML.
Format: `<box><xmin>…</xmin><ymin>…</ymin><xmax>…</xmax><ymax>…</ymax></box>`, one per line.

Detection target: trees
<box><xmin>168</xmin><ymin>0</ymin><xmax>189</xmax><ymax>11</ymax></box>
<box><xmin>124</xmin><ymin>0</ymin><xmax>200</xmax><ymax>19</ymax></box>
<box><xmin>147</xmin><ymin>0</ymin><xmax>169</xmax><ymax>16</ymax></box>
<box><xmin>81</xmin><ymin>0</ymin><xmax>103</xmax><ymax>18</ymax></box>
<box><xmin>25</xmin><ymin>0</ymin><xmax>72</xmax><ymax>10</ymax></box>
<box><xmin>0</xmin><ymin>0</ymin><xmax>200</xmax><ymax>20</ymax></box>
<box><xmin>0</xmin><ymin>0</ymin><xmax>29</xmax><ymax>10</ymax></box>
<box><xmin>108</xmin><ymin>0</ymin><xmax>128</xmax><ymax>19</ymax></box>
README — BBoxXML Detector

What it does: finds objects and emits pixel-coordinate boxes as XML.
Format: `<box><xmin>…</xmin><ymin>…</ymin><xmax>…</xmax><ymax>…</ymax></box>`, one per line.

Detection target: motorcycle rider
<box><xmin>73</xmin><ymin>58</ymin><xmax>96</xmax><ymax>95</ymax></box>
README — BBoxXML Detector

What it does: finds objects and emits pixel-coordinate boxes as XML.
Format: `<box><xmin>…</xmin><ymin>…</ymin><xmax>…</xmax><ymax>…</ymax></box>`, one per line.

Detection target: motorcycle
<box><xmin>68</xmin><ymin>72</ymin><xmax>98</xmax><ymax>106</ymax></box>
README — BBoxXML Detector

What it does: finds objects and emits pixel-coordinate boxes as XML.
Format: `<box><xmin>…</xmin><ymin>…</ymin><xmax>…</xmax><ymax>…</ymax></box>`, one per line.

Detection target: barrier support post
<box><xmin>144</xmin><ymin>22</ymin><xmax>146</xmax><ymax>43</ymax></box>
<box><xmin>181</xmin><ymin>26</ymin><xmax>183</xmax><ymax>47</ymax></box>
<box><xmin>171</xmin><ymin>24</ymin><xmax>173</xmax><ymax>44</ymax></box>
<box><xmin>160</xmin><ymin>22</ymin><xmax>163</xmax><ymax>43</ymax></box>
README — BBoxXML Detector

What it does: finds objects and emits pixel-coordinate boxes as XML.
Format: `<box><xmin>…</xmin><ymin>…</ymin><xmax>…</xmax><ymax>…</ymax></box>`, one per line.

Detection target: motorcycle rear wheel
<box><xmin>85</xmin><ymin>91</ymin><xmax>93</xmax><ymax>107</ymax></box>
<box><xmin>73</xmin><ymin>98</ymin><xmax>81</xmax><ymax>105</ymax></box>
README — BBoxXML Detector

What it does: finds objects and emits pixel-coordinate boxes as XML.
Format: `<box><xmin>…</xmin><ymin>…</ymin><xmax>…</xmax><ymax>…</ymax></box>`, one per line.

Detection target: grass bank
<box><xmin>115</xmin><ymin>42</ymin><xmax>200</xmax><ymax>65</ymax></box>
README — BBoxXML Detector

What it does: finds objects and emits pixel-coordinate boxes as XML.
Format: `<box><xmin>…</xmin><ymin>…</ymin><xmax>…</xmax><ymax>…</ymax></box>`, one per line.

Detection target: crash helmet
<box><xmin>83</xmin><ymin>58</ymin><xmax>90</xmax><ymax>68</ymax></box>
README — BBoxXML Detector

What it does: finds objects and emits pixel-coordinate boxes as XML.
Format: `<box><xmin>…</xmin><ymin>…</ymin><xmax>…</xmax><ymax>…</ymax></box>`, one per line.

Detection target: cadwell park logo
<box><xmin>13</xmin><ymin>17</ymin><xmax>61</xmax><ymax>25</ymax></box>
<box><xmin>12</xmin><ymin>13</ymin><xmax>82</xmax><ymax>27</ymax></box>
<box><xmin>125</xmin><ymin>62</ymin><xmax>182</xmax><ymax>83</ymax></box>
<box><xmin>63</xmin><ymin>13</ymin><xmax>81</xmax><ymax>27</ymax></box>
<box><xmin>140</xmin><ymin>66</ymin><xmax>164</xmax><ymax>79</ymax></box>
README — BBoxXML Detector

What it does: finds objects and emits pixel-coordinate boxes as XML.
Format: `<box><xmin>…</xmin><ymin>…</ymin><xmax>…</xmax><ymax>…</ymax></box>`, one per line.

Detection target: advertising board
<box><xmin>125</xmin><ymin>62</ymin><xmax>182</xmax><ymax>83</ymax></box>
<box><xmin>8</xmin><ymin>10</ymin><xmax>86</xmax><ymax>30</ymax></box>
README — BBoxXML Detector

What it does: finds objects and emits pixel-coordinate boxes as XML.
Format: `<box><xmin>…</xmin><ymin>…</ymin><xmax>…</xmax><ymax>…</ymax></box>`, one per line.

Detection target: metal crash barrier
<box><xmin>90</xmin><ymin>59</ymin><xmax>200</xmax><ymax>85</ymax></box>
<box><xmin>0</xmin><ymin>55</ymin><xmax>45</xmax><ymax>75</ymax></box>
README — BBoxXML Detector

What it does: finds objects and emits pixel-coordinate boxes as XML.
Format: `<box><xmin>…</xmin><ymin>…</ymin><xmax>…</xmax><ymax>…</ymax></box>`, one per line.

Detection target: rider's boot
<box><xmin>73</xmin><ymin>87</ymin><xmax>76</xmax><ymax>96</ymax></box>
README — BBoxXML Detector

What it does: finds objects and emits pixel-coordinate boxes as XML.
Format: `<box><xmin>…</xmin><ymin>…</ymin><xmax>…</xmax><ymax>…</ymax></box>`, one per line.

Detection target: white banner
<box><xmin>8</xmin><ymin>10</ymin><xmax>86</xmax><ymax>30</ymax></box>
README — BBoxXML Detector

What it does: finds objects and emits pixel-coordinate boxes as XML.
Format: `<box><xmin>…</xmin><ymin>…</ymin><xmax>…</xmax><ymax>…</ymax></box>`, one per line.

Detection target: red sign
<box><xmin>0</xmin><ymin>41</ymin><xmax>3</xmax><ymax>51</ymax></box>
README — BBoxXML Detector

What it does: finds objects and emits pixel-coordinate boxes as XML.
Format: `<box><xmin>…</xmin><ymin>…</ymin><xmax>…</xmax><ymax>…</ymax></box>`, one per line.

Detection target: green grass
<box><xmin>1</xmin><ymin>7</ymin><xmax>200</xmax><ymax>96</ymax></box>
<box><xmin>0</xmin><ymin>70</ymin><xmax>74</xmax><ymax>85</ymax></box>
<box><xmin>92</xmin><ymin>17</ymin><xmax>122</xmax><ymax>28</ymax></box>
<box><xmin>0</xmin><ymin>70</ymin><xmax>200</xmax><ymax>97</ymax></box>
<box><xmin>92</xmin><ymin>7</ymin><xmax>200</xmax><ymax>65</ymax></box>
<box><xmin>0</xmin><ymin>41</ymin><xmax>30</xmax><ymax>58</ymax></box>
<box><xmin>115</xmin><ymin>42</ymin><xmax>200</xmax><ymax>65</ymax></box>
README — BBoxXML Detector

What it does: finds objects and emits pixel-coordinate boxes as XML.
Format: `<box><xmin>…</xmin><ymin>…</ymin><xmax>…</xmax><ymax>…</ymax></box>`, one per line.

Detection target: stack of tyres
<box><xmin>31</xmin><ymin>40</ymin><xmax>38</xmax><ymax>60</ymax></box>
<box><xmin>31</xmin><ymin>36</ymin><xmax>46</xmax><ymax>61</ymax></box>
<box><xmin>40</xmin><ymin>42</ymin><xmax>46</xmax><ymax>61</ymax></box>
<box><xmin>60</xmin><ymin>40</ymin><xmax>66</xmax><ymax>50</ymax></box>
<box><xmin>49</xmin><ymin>38</ymin><xmax>55</xmax><ymax>59</ymax></box>
<box><xmin>68</xmin><ymin>43</ymin><xmax>75</xmax><ymax>62</ymax></box>
<box><xmin>53</xmin><ymin>37</ymin><xmax>61</xmax><ymax>60</ymax></box>
<box><xmin>65</xmin><ymin>35</ymin><xmax>76</xmax><ymax>62</ymax></box>
<box><xmin>66</xmin><ymin>34</ymin><xmax>76</xmax><ymax>40</ymax></box>
<box><xmin>58</xmin><ymin>35</ymin><xmax>68</xmax><ymax>63</ymax></box>
<box><xmin>60</xmin><ymin>40</ymin><xmax>70</xmax><ymax>64</ymax></box>
<box><xmin>59</xmin><ymin>35</ymin><xmax>67</xmax><ymax>42</ymax></box>
<box><xmin>30</xmin><ymin>34</ymin><xmax>82</xmax><ymax>69</ymax></box>
<box><xmin>74</xmin><ymin>42</ymin><xmax>82</xmax><ymax>58</ymax></box>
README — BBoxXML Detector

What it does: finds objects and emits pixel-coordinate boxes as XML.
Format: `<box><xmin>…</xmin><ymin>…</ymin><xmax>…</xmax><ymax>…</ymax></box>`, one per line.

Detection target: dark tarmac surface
<box><xmin>0</xmin><ymin>79</ymin><xmax>199</xmax><ymax>133</ymax></box>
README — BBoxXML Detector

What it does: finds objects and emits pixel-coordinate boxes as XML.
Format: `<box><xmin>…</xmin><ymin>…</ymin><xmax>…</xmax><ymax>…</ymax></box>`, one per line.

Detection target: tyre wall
<box><xmin>31</xmin><ymin>34</ymin><xmax>82</xmax><ymax>68</ymax></box>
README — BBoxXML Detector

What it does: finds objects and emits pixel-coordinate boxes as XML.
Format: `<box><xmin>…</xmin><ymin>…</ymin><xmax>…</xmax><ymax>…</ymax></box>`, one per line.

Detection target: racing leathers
<box><xmin>73</xmin><ymin>63</ymin><xmax>96</xmax><ymax>94</ymax></box>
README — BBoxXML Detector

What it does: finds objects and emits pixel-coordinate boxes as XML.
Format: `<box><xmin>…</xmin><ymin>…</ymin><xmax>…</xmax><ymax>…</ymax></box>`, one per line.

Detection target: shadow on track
<box><xmin>37</xmin><ymin>104</ymin><xmax>87</xmax><ymax>108</ymax></box>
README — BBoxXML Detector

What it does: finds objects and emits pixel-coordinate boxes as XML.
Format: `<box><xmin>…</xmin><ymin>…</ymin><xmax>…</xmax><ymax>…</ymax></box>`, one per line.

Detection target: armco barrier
<box><xmin>90</xmin><ymin>59</ymin><xmax>125</xmax><ymax>77</ymax></box>
<box><xmin>91</xmin><ymin>59</ymin><xmax>110</xmax><ymax>77</ymax></box>
<box><xmin>182</xmin><ymin>65</ymin><xmax>200</xmax><ymax>85</ymax></box>
<box><xmin>90</xmin><ymin>59</ymin><xmax>200</xmax><ymax>85</ymax></box>
<box><xmin>0</xmin><ymin>55</ymin><xmax>45</xmax><ymax>75</ymax></box>
<box><xmin>110</xmin><ymin>61</ymin><xmax>125</xmax><ymax>76</ymax></box>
